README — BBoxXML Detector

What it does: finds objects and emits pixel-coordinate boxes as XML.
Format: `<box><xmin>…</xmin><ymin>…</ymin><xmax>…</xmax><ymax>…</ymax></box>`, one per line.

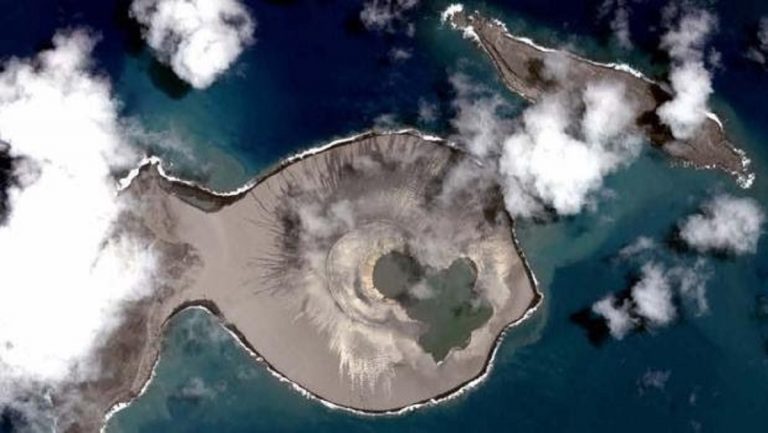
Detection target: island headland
<box><xmin>443</xmin><ymin>4</ymin><xmax>753</xmax><ymax>188</ymax></box>
<box><xmin>62</xmin><ymin>131</ymin><xmax>542</xmax><ymax>433</ymax></box>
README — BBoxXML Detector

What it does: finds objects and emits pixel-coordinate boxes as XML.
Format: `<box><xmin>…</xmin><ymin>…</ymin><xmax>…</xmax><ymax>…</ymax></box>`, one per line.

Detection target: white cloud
<box><xmin>600</xmin><ymin>0</ymin><xmax>633</xmax><ymax>49</ymax></box>
<box><xmin>746</xmin><ymin>17</ymin><xmax>768</xmax><ymax>65</ymax></box>
<box><xmin>631</xmin><ymin>263</ymin><xmax>677</xmax><ymax>327</ymax></box>
<box><xmin>657</xmin><ymin>9</ymin><xmax>716</xmax><ymax>140</ymax></box>
<box><xmin>670</xmin><ymin>259</ymin><xmax>710</xmax><ymax>315</ymax></box>
<box><xmin>388</xmin><ymin>47</ymin><xmax>412</xmax><ymax>62</ymax></box>
<box><xmin>408</xmin><ymin>281</ymin><xmax>436</xmax><ymax>300</ymax></box>
<box><xmin>360</xmin><ymin>0</ymin><xmax>419</xmax><ymax>33</ymax></box>
<box><xmin>593</xmin><ymin>257</ymin><xmax>714</xmax><ymax>340</ymax></box>
<box><xmin>499</xmin><ymin>81</ymin><xmax>641</xmax><ymax>217</ymax></box>
<box><xmin>581</xmin><ymin>80</ymin><xmax>638</xmax><ymax>144</ymax></box>
<box><xmin>611</xmin><ymin>7</ymin><xmax>632</xmax><ymax>50</ymax></box>
<box><xmin>759</xmin><ymin>18</ymin><xmax>768</xmax><ymax>50</ymax></box>
<box><xmin>447</xmin><ymin>75</ymin><xmax>641</xmax><ymax>218</ymax></box>
<box><xmin>417</xmin><ymin>98</ymin><xmax>438</xmax><ymax>124</ymax></box>
<box><xmin>679</xmin><ymin>194</ymin><xmax>764</xmax><ymax>255</ymax></box>
<box><xmin>130</xmin><ymin>0</ymin><xmax>255</xmax><ymax>89</ymax></box>
<box><xmin>0</xmin><ymin>30</ymin><xmax>156</xmax><ymax>421</ymax></box>
<box><xmin>592</xmin><ymin>295</ymin><xmax>636</xmax><ymax>339</ymax></box>
<box><xmin>449</xmin><ymin>73</ymin><xmax>512</xmax><ymax>159</ymax></box>
<box><xmin>657</xmin><ymin>61</ymin><xmax>712</xmax><ymax>140</ymax></box>
<box><xmin>618</xmin><ymin>236</ymin><xmax>657</xmax><ymax>258</ymax></box>
<box><xmin>372</xmin><ymin>113</ymin><xmax>401</xmax><ymax>130</ymax></box>
<box><xmin>639</xmin><ymin>369</ymin><xmax>671</xmax><ymax>391</ymax></box>
<box><xmin>178</xmin><ymin>376</ymin><xmax>218</xmax><ymax>400</ymax></box>
<box><xmin>660</xmin><ymin>9</ymin><xmax>715</xmax><ymax>60</ymax></box>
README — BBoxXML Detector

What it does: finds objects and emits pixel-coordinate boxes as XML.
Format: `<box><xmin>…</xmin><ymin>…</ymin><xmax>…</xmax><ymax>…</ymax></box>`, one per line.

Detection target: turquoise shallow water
<box><xmin>2</xmin><ymin>0</ymin><xmax>766</xmax><ymax>431</ymax></box>
<box><xmin>107</xmin><ymin>154</ymin><xmax>768</xmax><ymax>433</ymax></box>
<box><xmin>103</xmin><ymin>1</ymin><xmax>768</xmax><ymax>432</ymax></box>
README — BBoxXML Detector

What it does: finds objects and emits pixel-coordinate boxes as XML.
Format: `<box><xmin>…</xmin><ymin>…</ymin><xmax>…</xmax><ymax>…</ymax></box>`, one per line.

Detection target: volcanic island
<box><xmin>443</xmin><ymin>4</ymin><xmax>752</xmax><ymax>187</ymax></box>
<box><xmin>57</xmin><ymin>7</ymin><xmax>754</xmax><ymax>433</ymax></box>
<box><xmin>62</xmin><ymin>131</ymin><xmax>540</xmax><ymax>433</ymax></box>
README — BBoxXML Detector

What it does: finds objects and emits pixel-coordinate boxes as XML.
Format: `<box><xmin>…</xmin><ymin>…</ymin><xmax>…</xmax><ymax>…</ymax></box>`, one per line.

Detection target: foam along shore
<box><xmin>442</xmin><ymin>4</ymin><xmax>754</xmax><ymax>188</ymax></box>
<box><xmin>77</xmin><ymin>130</ymin><xmax>542</xmax><ymax>433</ymax></box>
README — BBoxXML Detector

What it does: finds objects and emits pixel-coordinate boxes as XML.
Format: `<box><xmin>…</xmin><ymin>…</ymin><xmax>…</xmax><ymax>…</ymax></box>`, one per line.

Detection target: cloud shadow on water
<box><xmin>148</xmin><ymin>59</ymin><xmax>193</xmax><ymax>100</ymax></box>
<box><xmin>111</xmin><ymin>0</ymin><xmax>192</xmax><ymax>99</ymax></box>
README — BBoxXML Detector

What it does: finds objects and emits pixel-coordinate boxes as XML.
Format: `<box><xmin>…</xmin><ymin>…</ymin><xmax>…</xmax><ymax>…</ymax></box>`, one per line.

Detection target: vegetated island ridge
<box><xmin>443</xmin><ymin>4</ymin><xmax>753</xmax><ymax>188</ymax></box>
<box><xmin>66</xmin><ymin>130</ymin><xmax>542</xmax><ymax>433</ymax></box>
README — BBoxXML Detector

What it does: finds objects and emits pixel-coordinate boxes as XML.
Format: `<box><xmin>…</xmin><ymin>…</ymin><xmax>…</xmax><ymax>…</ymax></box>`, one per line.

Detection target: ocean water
<box><xmin>1</xmin><ymin>0</ymin><xmax>767</xmax><ymax>432</ymax></box>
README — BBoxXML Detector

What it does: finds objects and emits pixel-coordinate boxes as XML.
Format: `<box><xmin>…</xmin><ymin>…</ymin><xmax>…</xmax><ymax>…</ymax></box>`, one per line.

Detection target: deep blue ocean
<box><xmin>1</xmin><ymin>0</ymin><xmax>767</xmax><ymax>432</ymax></box>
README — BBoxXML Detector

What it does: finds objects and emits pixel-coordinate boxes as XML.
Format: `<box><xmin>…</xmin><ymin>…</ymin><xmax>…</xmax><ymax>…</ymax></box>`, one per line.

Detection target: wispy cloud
<box><xmin>600</xmin><ymin>0</ymin><xmax>633</xmax><ymax>49</ymax></box>
<box><xmin>360</xmin><ymin>0</ymin><xmax>420</xmax><ymax>35</ymax></box>
<box><xmin>745</xmin><ymin>17</ymin><xmax>768</xmax><ymax>65</ymax></box>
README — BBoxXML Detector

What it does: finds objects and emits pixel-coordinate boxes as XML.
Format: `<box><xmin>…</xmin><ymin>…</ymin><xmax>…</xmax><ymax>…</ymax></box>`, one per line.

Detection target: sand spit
<box><xmin>443</xmin><ymin>4</ymin><xmax>754</xmax><ymax>188</ymax></box>
<box><xmin>67</xmin><ymin>131</ymin><xmax>542</xmax><ymax>433</ymax></box>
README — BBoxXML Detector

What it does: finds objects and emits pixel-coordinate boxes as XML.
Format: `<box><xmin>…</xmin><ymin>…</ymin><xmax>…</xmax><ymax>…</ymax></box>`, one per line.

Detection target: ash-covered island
<box><xmin>66</xmin><ymin>131</ymin><xmax>541</xmax><ymax>432</ymax></box>
<box><xmin>443</xmin><ymin>4</ymin><xmax>753</xmax><ymax>187</ymax></box>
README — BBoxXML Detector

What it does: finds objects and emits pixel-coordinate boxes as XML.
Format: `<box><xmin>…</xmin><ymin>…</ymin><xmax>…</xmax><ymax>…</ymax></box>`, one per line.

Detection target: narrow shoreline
<box><xmin>101</xmin><ymin>129</ymin><xmax>544</xmax><ymax>430</ymax></box>
<box><xmin>117</xmin><ymin>128</ymin><xmax>449</xmax><ymax>197</ymax></box>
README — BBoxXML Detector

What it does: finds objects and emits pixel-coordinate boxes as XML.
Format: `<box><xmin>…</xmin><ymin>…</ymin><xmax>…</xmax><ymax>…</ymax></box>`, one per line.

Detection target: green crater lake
<box><xmin>372</xmin><ymin>251</ymin><xmax>493</xmax><ymax>361</ymax></box>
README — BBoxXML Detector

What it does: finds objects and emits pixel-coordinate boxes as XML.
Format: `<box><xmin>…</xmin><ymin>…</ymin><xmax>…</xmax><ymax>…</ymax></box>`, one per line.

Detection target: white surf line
<box><xmin>117</xmin><ymin>129</ymin><xmax>448</xmax><ymax>197</ymax></box>
<box><xmin>103</xmin><ymin>128</ymin><xmax>544</xmax><ymax>427</ymax></box>
<box><xmin>100</xmin><ymin>348</ymin><xmax>161</xmax><ymax>433</ymax></box>
<box><xmin>101</xmin><ymin>285</ymin><xmax>544</xmax><ymax>426</ymax></box>
<box><xmin>441</xmin><ymin>3</ymin><xmax>754</xmax><ymax>188</ymax></box>
<box><xmin>442</xmin><ymin>4</ymin><xmax>652</xmax><ymax>83</ymax></box>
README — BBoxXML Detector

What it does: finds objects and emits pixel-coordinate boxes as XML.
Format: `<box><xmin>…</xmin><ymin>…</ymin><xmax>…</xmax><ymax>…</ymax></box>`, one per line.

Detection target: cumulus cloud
<box><xmin>130</xmin><ymin>0</ymin><xmax>255</xmax><ymax>89</ymax></box>
<box><xmin>678</xmin><ymin>194</ymin><xmax>764</xmax><ymax>255</ymax></box>
<box><xmin>592</xmin><ymin>257</ymin><xmax>712</xmax><ymax>340</ymax></box>
<box><xmin>746</xmin><ymin>17</ymin><xmax>768</xmax><ymax>65</ymax></box>
<box><xmin>446</xmin><ymin>75</ymin><xmax>642</xmax><ymax>218</ymax></box>
<box><xmin>0</xmin><ymin>30</ymin><xmax>156</xmax><ymax>424</ymax></box>
<box><xmin>657</xmin><ymin>9</ymin><xmax>716</xmax><ymax>140</ymax></box>
<box><xmin>499</xmin><ymin>81</ymin><xmax>641</xmax><ymax>217</ymax></box>
<box><xmin>360</xmin><ymin>0</ymin><xmax>419</xmax><ymax>34</ymax></box>
<box><xmin>592</xmin><ymin>295</ymin><xmax>636</xmax><ymax>339</ymax></box>
<box><xmin>631</xmin><ymin>263</ymin><xmax>677</xmax><ymax>327</ymax></box>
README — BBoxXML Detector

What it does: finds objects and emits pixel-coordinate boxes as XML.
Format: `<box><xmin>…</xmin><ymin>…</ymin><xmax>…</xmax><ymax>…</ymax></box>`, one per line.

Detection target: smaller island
<box><xmin>443</xmin><ymin>4</ymin><xmax>753</xmax><ymax>187</ymax></box>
